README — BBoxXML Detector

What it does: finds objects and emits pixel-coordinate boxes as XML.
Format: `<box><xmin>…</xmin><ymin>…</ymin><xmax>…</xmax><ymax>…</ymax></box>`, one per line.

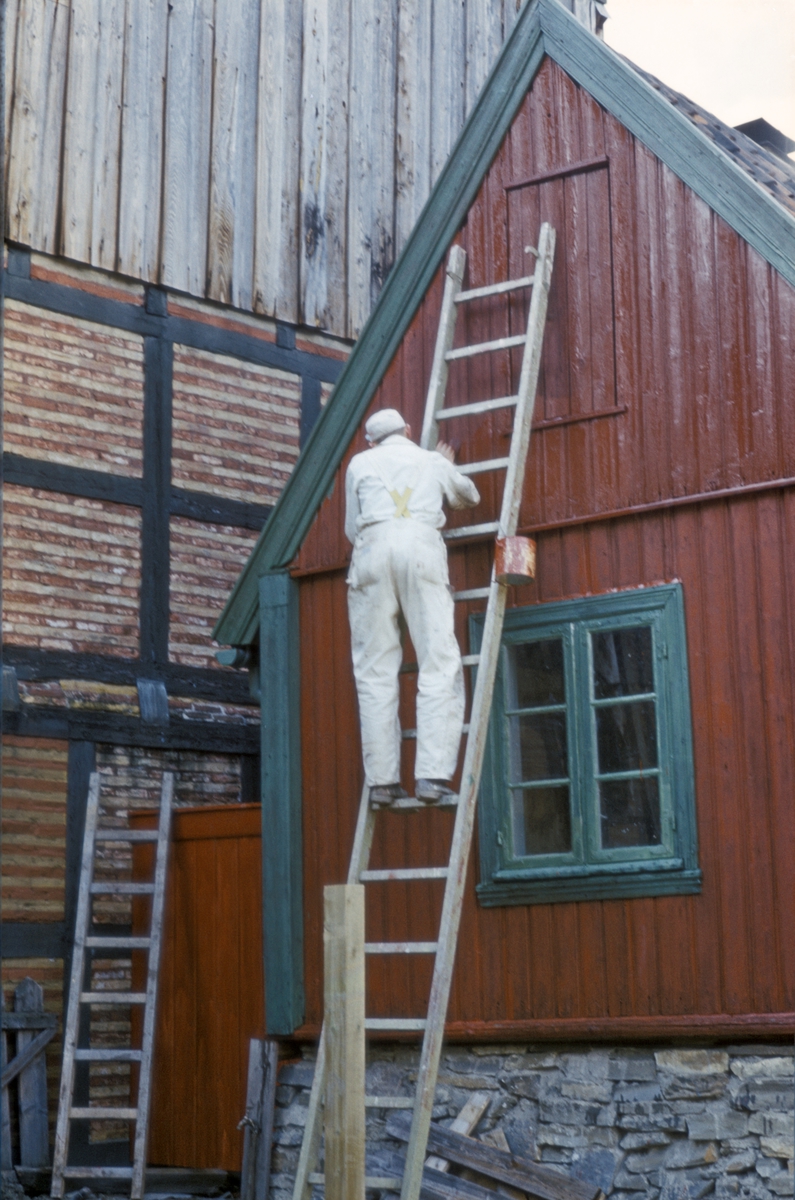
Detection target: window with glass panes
<box><xmin>473</xmin><ymin>584</ymin><xmax>701</xmax><ymax>905</ymax></box>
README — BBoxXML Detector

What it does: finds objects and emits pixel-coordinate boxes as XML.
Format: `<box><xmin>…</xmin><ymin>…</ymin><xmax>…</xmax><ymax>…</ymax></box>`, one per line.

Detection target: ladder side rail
<box><xmin>291</xmin><ymin>784</ymin><xmax>373</xmax><ymax>1200</ymax></box>
<box><xmin>420</xmin><ymin>245</ymin><xmax>467</xmax><ymax>451</ymax></box>
<box><xmin>51</xmin><ymin>772</ymin><xmax>102</xmax><ymax>1199</ymax></box>
<box><xmin>498</xmin><ymin>222</ymin><xmax>556</xmax><ymax>538</ymax></box>
<box><xmin>401</xmin><ymin>224</ymin><xmax>556</xmax><ymax>1200</ymax></box>
<box><xmin>397</xmin><ymin>579</ymin><xmax>507</xmax><ymax>1200</ymax></box>
<box><xmin>131</xmin><ymin>772</ymin><xmax>174</xmax><ymax>1200</ymax></box>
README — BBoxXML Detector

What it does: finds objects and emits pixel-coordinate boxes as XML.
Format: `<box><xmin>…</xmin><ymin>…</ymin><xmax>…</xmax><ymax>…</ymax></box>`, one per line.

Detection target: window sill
<box><xmin>476</xmin><ymin>866</ymin><xmax>702</xmax><ymax>906</ymax></box>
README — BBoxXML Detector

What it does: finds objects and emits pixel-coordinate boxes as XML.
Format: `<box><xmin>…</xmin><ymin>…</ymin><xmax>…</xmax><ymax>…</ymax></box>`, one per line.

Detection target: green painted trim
<box><xmin>538</xmin><ymin>0</ymin><xmax>795</xmax><ymax>291</ymax></box>
<box><xmin>213</xmin><ymin>3</ymin><xmax>546</xmax><ymax>646</ymax></box>
<box><xmin>477</xmin><ymin>867</ymin><xmax>702</xmax><ymax>906</ymax></box>
<box><xmin>259</xmin><ymin>571</ymin><xmax>304</xmax><ymax>1034</ymax></box>
<box><xmin>471</xmin><ymin>583</ymin><xmax>701</xmax><ymax>906</ymax></box>
<box><xmin>216</xmin><ymin>0</ymin><xmax>795</xmax><ymax>648</ymax></box>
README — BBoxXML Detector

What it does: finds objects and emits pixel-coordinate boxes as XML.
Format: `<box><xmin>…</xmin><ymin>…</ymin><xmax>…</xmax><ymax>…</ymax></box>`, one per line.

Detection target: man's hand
<box><xmin>436</xmin><ymin>440</ymin><xmax>455</xmax><ymax>462</ymax></box>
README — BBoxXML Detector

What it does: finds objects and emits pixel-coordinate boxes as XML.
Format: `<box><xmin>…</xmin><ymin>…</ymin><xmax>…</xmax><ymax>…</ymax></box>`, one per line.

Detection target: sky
<box><xmin>604</xmin><ymin>0</ymin><xmax>795</xmax><ymax>146</ymax></box>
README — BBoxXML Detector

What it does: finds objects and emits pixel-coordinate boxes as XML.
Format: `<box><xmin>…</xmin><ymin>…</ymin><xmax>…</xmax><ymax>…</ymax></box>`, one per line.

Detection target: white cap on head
<box><xmin>365</xmin><ymin>408</ymin><xmax>406</xmax><ymax>444</ymax></box>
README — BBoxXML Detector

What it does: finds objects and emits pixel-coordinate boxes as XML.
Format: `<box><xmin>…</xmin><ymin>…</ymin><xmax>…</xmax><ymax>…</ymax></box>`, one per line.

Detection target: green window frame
<box><xmin>472</xmin><ymin>583</ymin><xmax>701</xmax><ymax>905</ymax></box>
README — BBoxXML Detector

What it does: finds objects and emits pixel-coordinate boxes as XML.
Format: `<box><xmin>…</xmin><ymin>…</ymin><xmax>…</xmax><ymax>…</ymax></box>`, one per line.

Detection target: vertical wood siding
<box><xmin>5</xmin><ymin>0</ymin><xmax>525</xmax><ymax>339</ymax></box>
<box><xmin>292</xmin><ymin>58</ymin><xmax>795</xmax><ymax>1028</ymax></box>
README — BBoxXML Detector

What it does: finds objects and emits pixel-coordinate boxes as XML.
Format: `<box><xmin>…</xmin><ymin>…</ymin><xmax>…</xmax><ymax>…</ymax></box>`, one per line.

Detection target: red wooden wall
<box><xmin>133</xmin><ymin>804</ymin><xmax>264</xmax><ymax>1169</ymax></box>
<box><xmin>292</xmin><ymin>59</ymin><xmax>795</xmax><ymax>1038</ymax></box>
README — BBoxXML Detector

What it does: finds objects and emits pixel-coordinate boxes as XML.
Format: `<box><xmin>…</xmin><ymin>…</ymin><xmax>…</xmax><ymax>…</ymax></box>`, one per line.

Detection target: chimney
<box><xmin>734</xmin><ymin>118</ymin><xmax>795</xmax><ymax>162</ymax></box>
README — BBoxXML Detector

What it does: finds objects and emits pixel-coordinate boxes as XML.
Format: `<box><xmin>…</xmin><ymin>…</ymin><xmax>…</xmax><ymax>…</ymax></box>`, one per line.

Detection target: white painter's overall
<box><xmin>345</xmin><ymin>434</ymin><xmax>480</xmax><ymax>786</ymax></box>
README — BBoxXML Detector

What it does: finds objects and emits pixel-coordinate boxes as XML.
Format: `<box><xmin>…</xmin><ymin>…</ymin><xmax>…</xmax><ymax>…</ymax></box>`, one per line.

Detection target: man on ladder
<box><xmin>345</xmin><ymin>407</ymin><xmax>480</xmax><ymax>809</ymax></box>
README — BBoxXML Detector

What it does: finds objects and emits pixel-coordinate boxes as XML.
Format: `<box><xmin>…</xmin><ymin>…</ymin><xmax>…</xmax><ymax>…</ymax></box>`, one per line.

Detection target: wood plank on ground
<box><xmin>15</xmin><ymin>978</ymin><xmax>49</xmax><ymax>1167</ymax></box>
<box><xmin>386</xmin><ymin>1112</ymin><xmax>602</xmax><ymax>1200</ymax></box>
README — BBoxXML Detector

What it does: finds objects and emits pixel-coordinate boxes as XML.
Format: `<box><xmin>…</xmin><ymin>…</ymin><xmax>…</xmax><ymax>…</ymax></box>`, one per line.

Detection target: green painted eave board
<box><xmin>215</xmin><ymin>0</ymin><xmax>795</xmax><ymax>648</ymax></box>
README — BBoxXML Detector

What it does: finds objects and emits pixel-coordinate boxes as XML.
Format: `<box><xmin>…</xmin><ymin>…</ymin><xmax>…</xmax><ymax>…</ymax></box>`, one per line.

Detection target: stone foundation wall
<box><xmin>273</xmin><ymin>1043</ymin><xmax>794</xmax><ymax>1200</ymax></box>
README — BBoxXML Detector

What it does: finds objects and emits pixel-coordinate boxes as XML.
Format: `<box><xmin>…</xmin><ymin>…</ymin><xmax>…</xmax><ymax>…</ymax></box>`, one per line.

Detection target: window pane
<box><xmin>592</xmin><ymin>626</ymin><xmax>654</xmax><ymax>698</ymax></box>
<box><xmin>596</xmin><ymin>701</ymin><xmax>658</xmax><ymax>774</ymax></box>
<box><xmin>510</xmin><ymin>712</ymin><xmax>568</xmax><ymax>781</ymax></box>
<box><xmin>510</xmin><ymin>638</ymin><xmax>565</xmax><ymax>708</ymax></box>
<box><xmin>600</xmin><ymin>777</ymin><xmax>661</xmax><ymax>847</ymax></box>
<box><xmin>513</xmin><ymin>786</ymin><xmax>572</xmax><ymax>855</ymax></box>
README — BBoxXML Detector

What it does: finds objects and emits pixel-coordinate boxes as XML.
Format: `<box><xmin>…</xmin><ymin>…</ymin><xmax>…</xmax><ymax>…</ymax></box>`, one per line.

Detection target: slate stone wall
<box><xmin>272</xmin><ymin>1043</ymin><xmax>794</xmax><ymax>1200</ymax></box>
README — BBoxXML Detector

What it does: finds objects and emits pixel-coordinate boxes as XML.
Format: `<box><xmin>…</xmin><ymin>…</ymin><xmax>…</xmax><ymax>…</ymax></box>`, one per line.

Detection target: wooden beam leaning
<box><xmin>324</xmin><ymin>884</ymin><xmax>366</xmax><ymax>1200</ymax></box>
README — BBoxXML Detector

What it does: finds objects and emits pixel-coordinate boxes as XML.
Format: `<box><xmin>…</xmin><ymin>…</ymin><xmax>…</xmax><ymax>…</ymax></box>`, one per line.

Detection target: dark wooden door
<box><xmin>133</xmin><ymin>803</ymin><xmax>264</xmax><ymax>1169</ymax></box>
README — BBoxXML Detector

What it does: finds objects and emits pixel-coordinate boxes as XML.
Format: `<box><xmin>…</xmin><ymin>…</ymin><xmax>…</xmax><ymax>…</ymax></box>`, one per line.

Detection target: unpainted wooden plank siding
<box><xmin>292</xmin><ymin>58</ymin><xmax>795</xmax><ymax>1029</ymax></box>
<box><xmin>61</xmin><ymin>0</ymin><xmax>126</xmax><ymax>269</ymax></box>
<box><xmin>206</xmin><ymin>0</ymin><xmax>260</xmax><ymax>308</ymax></box>
<box><xmin>4</xmin><ymin>0</ymin><xmax>521</xmax><ymax>338</ymax></box>
<box><xmin>5</xmin><ymin>0</ymin><xmax>69</xmax><ymax>252</ymax></box>
<box><xmin>117</xmin><ymin>0</ymin><xmax>169</xmax><ymax>280</ymax></box>
<box><xmin>161</xmin><ymin>0</ymin><xmax>215</xmax><ymax>296</ymax></box>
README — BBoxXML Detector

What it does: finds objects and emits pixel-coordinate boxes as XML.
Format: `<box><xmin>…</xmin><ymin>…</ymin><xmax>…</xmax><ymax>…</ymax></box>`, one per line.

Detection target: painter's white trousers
<box><xmin>347</xmin><ymin>520</ymin><xmax>464</xmax><ymax>786</ymax></box>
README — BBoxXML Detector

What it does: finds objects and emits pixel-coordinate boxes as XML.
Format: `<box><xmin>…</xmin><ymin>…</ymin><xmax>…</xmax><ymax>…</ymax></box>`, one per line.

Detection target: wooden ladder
<box><xmin>51</xmin><ymin>771</ymin><xmax>173</xmax><ymax>1200</ymax></box>
<box><xmin>293</xmin><ymin>223</ymin><xmax>556</xmax><ymax>1200</ymax></box>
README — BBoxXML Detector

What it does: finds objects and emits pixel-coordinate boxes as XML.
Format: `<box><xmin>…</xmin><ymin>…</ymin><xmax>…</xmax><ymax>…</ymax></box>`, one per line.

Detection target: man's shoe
<box><xmin>415</xmin><ymin>778</ymin><xmax>456</xmax><ymax>804</ymax></box>
<box><xmin>369</xmin><ymin>783</ymin><xmax>409</xmax><ymax>810</ymax></box>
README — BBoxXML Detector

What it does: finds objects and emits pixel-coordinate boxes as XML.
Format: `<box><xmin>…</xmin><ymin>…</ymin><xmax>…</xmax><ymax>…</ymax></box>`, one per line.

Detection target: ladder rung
<box><xmin>446</xmin><ymin>333</ymin><xmax>525</xmax><ymax>361</ymax></box>
<box><xmin>89</xmin><ymin>882</ymin><xmax>154</xmax><ymax>894</ymax></box>
<box><xmin>365</xmin><ymin>1018</ymin><xmax>427</xmax><ymax>1031</ymax></box>
<box><xmin>85</xmin><ymin>936</ymin><xmax>151</xmax><ymax>949</ymax></box>
<box><xmin>365</xmin><ymin>1095</ymin><xmax>414</xmax><ymax>1108</ymax></box>
<box><xmin>445</xmin><ymin>523</ymin><xmax>499</xmax><ymax>543</ymax></box>
<box><xmin>94</xmin><ymin>829</ymin><xmax>159</xmax><ymax>842</ymax></box>
<box><xmin>62</xmin><ymin>1168</ymin><xmax>134</xmax><ymax>1178</ymax></box>
<box><xmin>74</xmin><ymin>1048</ymin><xmax>143</xmax><ymax>1062</ymax></box>
<box><xmin>359</xmin><ymin>867</ymin><xmax>448</xmax><ymax>882</ymax></box>
<box><xmin>308</xmin><ymin>1175</ymin><xmax>404</xmax><ymax>1190</ymax></box>
<box><xmin>80</xmin><ymin>992</ymin><xmax>147</xmax><ymax>1005</ymax></box>
<box><xmin>461</xmin><ymin>654</ymin><xmax>480</xmax><ymax>666</ymax></box>
<box><xmin>452</xmin><ymin>586</ymin><xmax>491</xmax><ymax>600</ymax></box>
<box><xmin>457</xmin><ymin>457</ymin><xmax>509</xmax><ymax>476</ymax></box>
<box><xmin>436</xmin><ymin>395</ymin><xmax>518</xmax><ymax>420</ymax></box>
<box><xmin>456</xmin><ymin>274</ymin><xmax>535</xmax><ymax>302</ymax></box>
<box><xmin>69</xmin><ymin>1107</ymin><xmax>138</xmax><ymax>1120</ymax></box>
<box><xmin>390</xmin><ymin>794</ymin><xmax>459</xmax><ymax>810</ymax></box>
<box><xmin>365</xmin><ymin>941</ymin><xmax>438</xmax><ymax>954</ymax></box>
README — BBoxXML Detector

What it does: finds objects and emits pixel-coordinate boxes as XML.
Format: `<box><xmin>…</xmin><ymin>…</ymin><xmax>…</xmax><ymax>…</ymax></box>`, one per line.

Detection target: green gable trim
<box><xmin>213</xmin><ymin>2</ymin><xmax>546</xmax><ymax>647</ymax></box>
<box><xmin>216</xmin><ymin>0</ymin><xmax>795</xmax><ymax>648</ymax></box>
<box><xmin>539</xmin><ymin>2</ymin><xmax>795</xmax><ymax>292</ymax></box>
<box><xmin>259</xmin><ymin>571</ymin><xmax>304</xmax><ymax>1034</ymax></box>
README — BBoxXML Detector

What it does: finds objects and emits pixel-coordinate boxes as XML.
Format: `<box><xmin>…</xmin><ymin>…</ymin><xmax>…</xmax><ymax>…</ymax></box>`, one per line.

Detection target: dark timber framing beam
<box><xmin>1</xmin><ymin>706</ymin><xmax>260</xmax><ymax>753</ymax></box>
<box><xmin>141</xmin><ymin>333</ymin><xmax>173</xmax><ymax>667</ymax></box>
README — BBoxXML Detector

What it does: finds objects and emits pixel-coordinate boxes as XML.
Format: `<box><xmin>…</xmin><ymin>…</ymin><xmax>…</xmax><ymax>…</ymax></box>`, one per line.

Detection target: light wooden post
<box><xmin>323</xmin><ymin>884</ymin><xmax>365</xmax><ymax>1200</ymax></box>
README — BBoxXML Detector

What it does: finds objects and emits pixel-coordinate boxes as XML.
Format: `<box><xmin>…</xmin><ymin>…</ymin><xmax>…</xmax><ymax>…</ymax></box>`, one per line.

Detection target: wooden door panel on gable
<box><xmin>507</xmin><ymin>159</ymin><xmax>617</xmax><ymax>423</ymax></box>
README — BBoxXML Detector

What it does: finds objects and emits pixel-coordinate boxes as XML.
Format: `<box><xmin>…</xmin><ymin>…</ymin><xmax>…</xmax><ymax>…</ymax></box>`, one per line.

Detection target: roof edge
<box><xmin>539</xmin><ymin>0</ymin><xmax>795</xmax><ymax>286</ymax></box>
<box><xmin>214</xmin><ymin>0</ymin><xmax>547</xmax><ymax>646</ymax></box>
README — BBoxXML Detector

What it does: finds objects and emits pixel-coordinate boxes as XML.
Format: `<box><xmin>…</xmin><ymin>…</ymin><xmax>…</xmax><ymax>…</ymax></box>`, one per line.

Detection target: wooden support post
<box><xmin>16</xmin><ymin>979</ymin><xmax>49</xmax><ymax>1167</ymax></box>
<box><xmin>1</xmin><ymin>995</ymin><xmax>12</xmax><ymax>1168</ymax></box>
<box><xmin>323</xmin><ymin>885</ymin><xmax>365</xmax><ymax>1200</ymax></box>
<box><xmin>240</xmin><ymin>1038</ymin><xmax>279</xmax><ymax>1200</ymax></box>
